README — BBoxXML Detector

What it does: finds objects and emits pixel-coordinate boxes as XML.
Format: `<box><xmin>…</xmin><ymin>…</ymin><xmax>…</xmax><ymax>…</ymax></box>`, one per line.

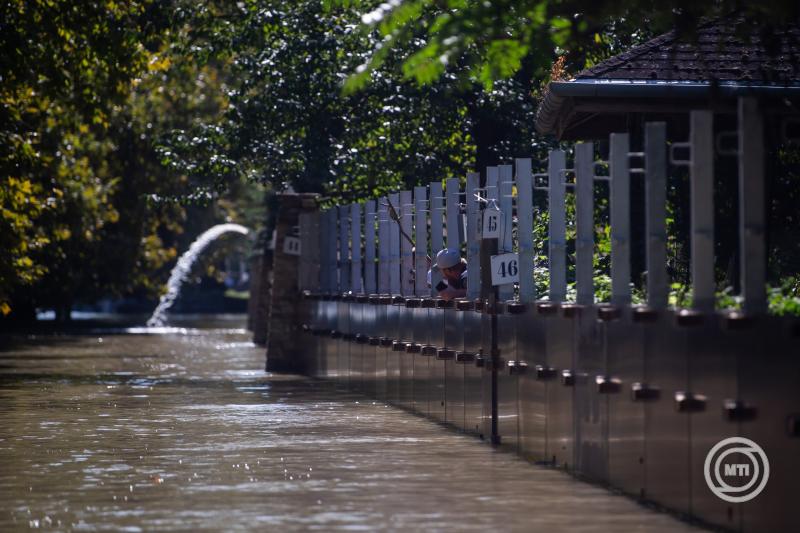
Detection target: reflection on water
<box><xmin>0</xmin><ymin>316</ymin><xmax>699</xmax><ymax>531</ymax></box>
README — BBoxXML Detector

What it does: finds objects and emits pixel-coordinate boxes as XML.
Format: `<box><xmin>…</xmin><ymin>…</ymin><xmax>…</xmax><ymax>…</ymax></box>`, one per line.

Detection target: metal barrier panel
<box><xmin>606</xmin><ymin>309</ymin><xmax>645</xmax><ymax>497</ymax></box>
<box><xmin>323</xmin><ymin>298</ymin><xmax>337</xmax><ymax>378</ymax></box>
<box><xmin>518</xmin><ymin>306</ymin><xmax>548</xmax><ymax>462</ymax></box>
<box><xmin>428</xmin><ymin>305</ymin><xmax>447</xmax><ymax>423</ymax></box>
<box><xmin>575</xmin><ymin>307</ymin><xmax>608</xmax><ymax>482</ymax></box>
<box><xmin>349</xmin><ymin>299</ymin><xmax>363</xmax><ymax>391</ymax></box>
<box><xmin>544</xmin><ymin>308</ymin><xmax>577</xmax><ymax>467</ymax></box>
<box><xmin>336</xmin><ymin>298</ymin><xmax>350</xmax><ymax>384</ymax></box>
<box><xmin>413</xmin><ymin>301</ymin><xmax>433</xmax><ymax>416</ymax></box>
<box><xmin>384</xmin><ymin>299</ymin><xmax>400</xmax><ymax>404</ymax></box>
<box><xmin>497</xmin><ymin>305</ymin><xmax>518</xmax><ymax>450</ymax></box>
<box><xmin>480</xmin><ymin>306</ymin><xmax>493</xmax><ymax>440</ymax></box>
<box><xmin>372</xmin><ymin>298</ymin><xmax>387</xmax><ymax>400</ymax></box>
<box><xmin>740</xmin><ymin>317</ymin><xmax>800</xmax><ymax>533</ymax></box>
<box><xmin>399</xmin><ymin>299</ymin><xmax>416</xmax><ymax>411</ymax></box>
<box><xmin>444</xmin><ymin>306</ymin><xmax>464</xmax><ymax>429</ymax></box>
<box><xmin>360</xmin><ymin>298</ymin><xmax>377</xmax><ymax>397</ymax></box>
<box><xmin>644</xmin><ymin>311</ymin><xmax>690</xmax><ymax>515</ymax></box>
<box><xmin>463</xmin><ymin>306</ymin><xmax>483</xmax><ymax>435</ymax></box>
<box><xmin>687</xmin><ymin>315</ymin><xmax>740</xmax><ymax>529</ymax></box>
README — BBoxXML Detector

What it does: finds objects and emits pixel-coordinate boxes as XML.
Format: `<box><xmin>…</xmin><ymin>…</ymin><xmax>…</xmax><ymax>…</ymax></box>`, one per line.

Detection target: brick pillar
<box><xmin>265</xmin><ymin>192</ymin><xmax>319</xmax><ymax>372</ymax></box>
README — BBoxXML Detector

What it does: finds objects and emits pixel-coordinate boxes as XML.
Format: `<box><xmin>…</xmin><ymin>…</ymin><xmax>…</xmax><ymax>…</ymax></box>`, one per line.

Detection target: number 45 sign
<box><xmin>490</xmin><ymin>252</ymin><xmax>519</xmax><ymax>286</ymax></box>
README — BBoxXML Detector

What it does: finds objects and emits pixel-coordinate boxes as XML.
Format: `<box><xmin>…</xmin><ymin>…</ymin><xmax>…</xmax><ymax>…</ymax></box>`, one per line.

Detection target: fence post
<box><xmin>548</xmin><ymin>150</ymin><xmax>567</xmax><ymax>303</ymax></box>
<box><xmin>350</xmin><ymin>203</ymin><xmax>363</xmax><ymax>293</ymax></box>
<box><xmin>445</xmin><ymin>177</ymin><xmax>461</xmax><ymax>249</ymax></box>
<box><xmin>338</xmin><ymin>205</ymin><xmax>351</xmax><ymax>293</ymax></box>
<box><xmin>378</xmin><ymin>198</ymin><xmax>390</xmax><ymax>294</ymax></box>
<box><xmin>388</xmin><ymin>193</ymin><xmax>401</xmax><ymax>295</ymax></box>
<box><xmin>498</xmin><ymin>164</ymin><xmax>515</xmax><ymax>301</ymax></box>
<box><xmin>414</xmin><ymin>186</ymin><xmax>428</xmax><ymax>296</ymax></box>
<box><xmin>466</xmin><ymin>172</ymin><xmax>481</xmax><ymax>299</ymax></box>
<box><xmin>610</xmin><ymin>133</ymin><xmax>631</xmax><ymax>306</ymax></box>
<box><xmin>690</xmin><ymin>110</ymin><xmax>715</xmax><ymax>312</ymax></box>
<box><xmin>400</xmin><ymin>190</ymin><xmax>414</xmax><ymax>296</ymax></box>
<box><xmin>298</xmin><ymin>212</ymin><xmax>310</xmax><ymax>290</ymax></box>
<box><xmin>364</xmin><ymin>200</ymin><xmax>376</xmax><ymax>294</ymax></box>
<box><xmin>645</xmin><ymin>122</ymin><xmax>668</xmax><ymax>309</ymax></box>
<box><xmin>516</xmin><ymin>158</ymin><xmax>535</xmax><ymax>303</ymax></box>
<box><xmin>575</xmin><ymin>142</ymin><xmax>595</xmax><ymax>305</ymax></box>
<box><xmin>430</xmin><ymin>181</ymin><xmax>445</xmax><ymax>296</ymax></box>
<box><xmin>738</xmin><ymin>97</ymin><xmax>767</xmax><ymax>315</ymax></box>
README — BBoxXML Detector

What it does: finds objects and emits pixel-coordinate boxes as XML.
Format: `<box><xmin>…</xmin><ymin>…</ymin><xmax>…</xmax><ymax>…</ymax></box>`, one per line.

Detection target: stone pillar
<box><xmin>251</xmin><ymin>235</ymin><xmax>274</xmax><ymax>345</ymax></box>
<box><xmin>265</xmin><ymin>192</ymin><xmax>319</xmax><ymax>372</ymax></box>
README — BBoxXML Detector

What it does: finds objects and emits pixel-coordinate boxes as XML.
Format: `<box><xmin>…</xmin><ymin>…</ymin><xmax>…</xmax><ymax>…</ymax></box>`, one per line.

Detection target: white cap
<box><xmin>432</xmin><ymin>248</ymin><xmax>461</xmax><ymax>271</ymax></box>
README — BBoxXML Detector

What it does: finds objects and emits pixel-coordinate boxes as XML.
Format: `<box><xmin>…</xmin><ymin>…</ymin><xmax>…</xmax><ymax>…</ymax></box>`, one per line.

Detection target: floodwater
<box><xmin>0</xmin><ymin>316</ymin><xmax>701</xmax><ymax>531</ymax></box>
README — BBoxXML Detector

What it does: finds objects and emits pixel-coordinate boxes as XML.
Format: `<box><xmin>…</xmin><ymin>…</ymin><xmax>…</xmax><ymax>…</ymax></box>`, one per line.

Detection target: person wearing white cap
<box><xmin>431</xmin><ymin>248</ymin><xmax>467</xmax><ymax>301</ymax></box>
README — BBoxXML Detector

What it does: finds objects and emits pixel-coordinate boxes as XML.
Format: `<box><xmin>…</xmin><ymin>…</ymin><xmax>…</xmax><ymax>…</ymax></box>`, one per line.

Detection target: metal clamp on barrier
<box><xmin>508</xmin><ymin>360</ymin><xmax>528</xmax><ymax>375</ymax></box>
<box><xmin>596</xmin><ymin>375</ymin><xmax>622</xmax><ymax>394</ymax></box>
<box><xmin>392</xmin><ymin>295</ymin><xmax>406</xmax><ymax>305</ymax></box>
<box><xmin>456</xmin><ymin>351</ymin><xmax>476</xmax><ymax>364</ymax></box>
<box><xmin>473</xmin><ymin>299</ymin><xmax>485</xmax><ymax>312</ymax></box>
<box><xmin>597</xmin><ymin>305</ymin><xmax>621</xmax><ymax>321</ymax></box>
<box><xmin>675</xmin><ymin>391</ymin><xmax>707</xmax><ymax>412</ymax></box>
<box><xmin>632</xmin><ymin>306</ymin><xmax>659</xmax><ymax>323</ymax></box>
<box><xmin>391</xmin><ymin>341</ymin><xmax>406</xmax><ymax>351</ymax></box>
<box><xmin>368</xmin><ymin>294</ymin><xmax>382</xmax><ymax>305</ymax></box>
<box><xmin>355</xmin><ymin>334</ymin><xmax>369</xmax><ymax>344</ymax></box>
<box><xmin>421</xmin><ymin>345</ymin><xmax>437</xmax><ymax>357</ymax></box>
<box><xmin>355</xmin><ymin>295</ymin><xmax>369</xmax><ymax>304</ymax></box>
<box><xmin>506</xmin><ymin>302</ymin><xmax>527</xmax><ymax>315</ymax></box>
<box><xmin>561</xmin><ymin>369</ymin><xmax>575</xmax><ymax>386</ymax></box>
<box><xmin>723</xmin><ymin>399</ymin><xmax>758</xmax><ymax>422</ymax></box>
<box><xmin>421</xmin><ymin>298</ymin><xmax>437</xmax><ymax>309</ymax></box>
<box><xmin>675</xmin><ymin>309</ymin><xmax>705</xmax><ymax>327</ymax></box>
<box><xmin>368</xmin><ymin>337</ymin><xmax>381</xmax><ymax>346</ymax></box>
<box><xmin>631</xmin><ymin>382</ymin><xmax>660</xmax><ymax>401</ymax></box>
<box><xmin>536</xmin><ymin>302</ymin><xmax>558</xmax><ymax>316</ymax></box>
<box><xmin>330</xmin><ymin>330</ymin><xmax>342</xmax><ymax>339</ymax></box>
<box><xmin>788</xmin><ymin>415</ymin><xmax>800</xmax><ymax>437</ymax></box>
<box><xmin>436</xmin><ymin>299</ymin><xmax>454</xmax><ymax>309</ymax></box>
<box><xmin>379</xmin><ymin>337</ymin><xmax>393</xmax><ymax>348</ymax></box>
<box><xmin>406</xmin><ymin>343</ymin><xmax>422</xmax><ymax>354</ymax></box>
<box><xmin>455</xmin><ymin>300</ymin><xmax>475</xmax><ymax>311</ymax></box>
<box><xmin>475</xmin><ymin>354</ymin><xmax>486</xmax><ymax>368</ymax></box>
<box><xmin>436</xmin><ymin>349</ymin><xmax>456</xmax><ymax>360</ymax></box>
<box><xmin>535</xmin><ymin>365</ymin><xmax>558</xmax><ymax>381</ymax></box>
<box><xmin>301</xmin><ymin>324</ymin><xmax>311</xmax><ymax>332</ymax></box>
<box><xmin>405</xmin><ymin>298</ymin><xmax>421</xmax><ymax>308</ymax></box>
<box><xmin>722</xmin><ymin>311</ymin><xmax>756</xmax><ymax>331</ymax></box>
<box><xmin>561</xmin><ymin>304</ymin><xmax>584</xmax><ymax>318</ymax></box>
<box><xmin>342</xmin><ymin>333</ymin><xmax>356</xmax><ymax>342</ymax></box>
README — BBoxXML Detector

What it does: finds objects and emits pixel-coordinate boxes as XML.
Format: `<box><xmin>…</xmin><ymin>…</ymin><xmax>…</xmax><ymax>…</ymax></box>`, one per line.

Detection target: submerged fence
<box><xmin>292</xmin><ymin>98</ymin><xmax>798</xmax><ymax>533</ymax></box>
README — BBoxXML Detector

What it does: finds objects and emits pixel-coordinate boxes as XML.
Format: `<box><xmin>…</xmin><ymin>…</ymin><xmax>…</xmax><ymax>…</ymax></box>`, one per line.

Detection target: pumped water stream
<box><xmin>0</xmin><ymin>317</ymin><xmax>700</xmax><ymax>531</ymax></box>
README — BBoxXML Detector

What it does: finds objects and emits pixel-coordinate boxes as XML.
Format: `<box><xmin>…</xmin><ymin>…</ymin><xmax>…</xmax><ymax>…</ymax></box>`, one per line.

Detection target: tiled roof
<box><xmin>575</xmin><ymin>16</ymin><xmax>800</xmax><ymax>84</ymax></box>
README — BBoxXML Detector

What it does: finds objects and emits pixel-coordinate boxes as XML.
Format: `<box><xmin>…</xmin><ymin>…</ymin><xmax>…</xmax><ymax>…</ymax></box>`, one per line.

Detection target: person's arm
<box><xmin>439</xmin><ymin>286</ymin><xmax>466</xmax><ymax>301</ymax></box>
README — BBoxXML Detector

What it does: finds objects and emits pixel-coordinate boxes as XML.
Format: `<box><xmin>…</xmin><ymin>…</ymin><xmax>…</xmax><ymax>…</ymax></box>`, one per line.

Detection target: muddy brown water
<box><xmin>0</xmin><ymin>317</ymin><xmax>701</xmax><ymax>531</ymax></box>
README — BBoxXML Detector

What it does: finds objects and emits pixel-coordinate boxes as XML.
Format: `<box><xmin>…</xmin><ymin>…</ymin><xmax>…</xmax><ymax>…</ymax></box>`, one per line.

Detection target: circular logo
<box><xmin>704</xmin><ymin>437</ymin><xmax>769</xmax><ymax>503</ymax></box>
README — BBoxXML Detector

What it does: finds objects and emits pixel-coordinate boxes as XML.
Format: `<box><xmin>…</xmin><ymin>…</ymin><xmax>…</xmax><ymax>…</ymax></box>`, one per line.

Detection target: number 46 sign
<box><xmin>490</xmin><ymin>252</ymin><xmax>519</xmax><ymax>286</ymax></box>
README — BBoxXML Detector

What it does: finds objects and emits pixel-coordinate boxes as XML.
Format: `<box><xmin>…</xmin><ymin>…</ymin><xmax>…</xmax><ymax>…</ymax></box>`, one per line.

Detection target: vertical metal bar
<box><xmin>400</xmin><ymin>190</ymin><xmax>414</xmax><ymax>296</ymax></box>
<box><xmin>575</xmin><ymin>142</ymin><xmax>595</xmax><ymax>306</ymax></box>
<box><xmin>498</xmin><ymin>164</ymin><xmax>514</xmax><ymax>301</ymax></box>
<box><xmin>330</xmin><ymin>208</ymin><xmax>339</xmax><ymax>293</ymax></box>
<box><xmin>414</xmin><ymin>186</ymin><xmax>428</xmax><ymax>297</ymax></box>
<box><xmin>466</xmin><ymin>172</ymin><xmax>481</xmax><ymax>299</ymax></box>
<box><xmin>610</xmin><ymin>133</ymin><xmax>631</xmax><ymax>306</ymax></box>
<box><xmin>364</xmin><ymin>200</ymin><xmax>376</xmax><ymax>294</ymax></box>
<box><xmin>308</xmin><ymin>211</ymin><xmax>321</xmax><ymax>291</ymax></box>
<box><xmin>548</xmin><ymin>150</ymin><xmax>567</xmax><ymax>303</ymax></box>
<box><xmin>516</xmin><ymin>158</ymin><xmax>535</xmax><ymax>303</ymax></box>
<box><xmin>445</xmin><ymin>178</ymin><xmax>460</xmax><ymax>249</ymax></box>
<box><xmin>318</xmin><ymin>209</ymin><xmax>328</xmax><ymax>292</ymax></box>
<box><xmin>298</xmin><ymin>212</ymin><xmax>309</xmax><ymax>290</ymax></box>
<box><xmin>350</xmin><ymin>203</ymin><xmax>362</xmax><ymax>293</ymax></box>
<box><xmin>388</xmin><ymin>192</ymin><xmax>401</xmax><ymax>295</ymax></box>
<box><xmin>430</xmin><ymin>181</ymin><xmax>445</xmax><ymax>296</ymax></box>
<box><xmin>738</xmin><ymin>97</ymin><xmax>767</xmax><ymax>314</ymax></box>
<box><xmin>645</xmin><ymin>122</ymin><xmax>668</xmax><ymax>309</ymax></box>
<box><xmin>338</xmin><ymin>205</ymin><xmax>351</xmax><ymax>293</ymax></box>
<box><xmin>378</xmin><ymin>198</ymin><xmax>390</xmax><ymax>294</ymax></box>
<box><xmin>690</xmin><ymin>110</ymin><xmax>715</xmax><ymax>312</ymax></box>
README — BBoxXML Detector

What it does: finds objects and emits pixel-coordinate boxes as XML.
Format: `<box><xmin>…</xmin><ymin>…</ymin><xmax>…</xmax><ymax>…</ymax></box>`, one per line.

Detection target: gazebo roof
<box><xmin>535</xmin><ymin>15</ymin><xmax>800</xmax><ymax>139</ymax></box>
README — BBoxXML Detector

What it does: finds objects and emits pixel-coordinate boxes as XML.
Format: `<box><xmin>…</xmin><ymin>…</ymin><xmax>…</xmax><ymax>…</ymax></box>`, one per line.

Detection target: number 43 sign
<box><xmin>490</xmin><ymin>252</ymin><xmax>519</xmax><ymax>286</ymax></box>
